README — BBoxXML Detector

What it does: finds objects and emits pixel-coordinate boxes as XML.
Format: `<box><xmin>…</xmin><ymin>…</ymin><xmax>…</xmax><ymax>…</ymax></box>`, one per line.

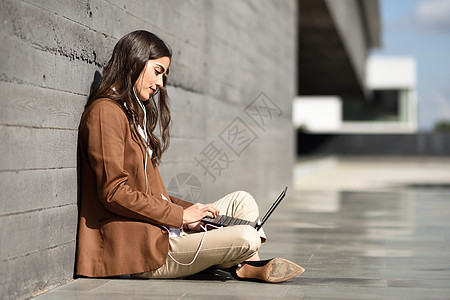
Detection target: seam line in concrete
<box><xmin>282</xmin><ymin>285</ymin><xmax>291</xmax><ymax>297</ymax></box>
<box><xmin>0</xmin><ymin>167</ymin><xmax>76</xmax><ymax>173</ymax></box>
<box><xmin>0</xmin><ymin>123</ymin><xmax>78</xmax><ymax>131</ymax></box>
<box><xmin>1</xmin><ymin>240</ymin><xmax>75</xmax><ymax>263</ymax></box>
<box><xmin>0</xmin><ymin>203</ymin><xmax>77</xmax><ymax>218</ymax></box>
<box><xmin>0</xmin><ymin>77</ymin><xmax>88</xmax><ymax>97</ymax></box>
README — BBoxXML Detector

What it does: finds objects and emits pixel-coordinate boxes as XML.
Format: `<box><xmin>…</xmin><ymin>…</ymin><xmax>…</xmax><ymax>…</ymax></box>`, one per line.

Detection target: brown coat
<box><xmin>76</xmin><ymin>98</ymin><xmax>192</xmax><ymax>277</ymax></box>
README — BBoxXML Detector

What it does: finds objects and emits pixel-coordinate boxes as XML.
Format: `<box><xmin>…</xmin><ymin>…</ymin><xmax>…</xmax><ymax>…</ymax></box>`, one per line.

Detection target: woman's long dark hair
<box><xmin>86</xmin><ymin>30</ymin><xmax>172</xmax><ymax>166</ymax></box>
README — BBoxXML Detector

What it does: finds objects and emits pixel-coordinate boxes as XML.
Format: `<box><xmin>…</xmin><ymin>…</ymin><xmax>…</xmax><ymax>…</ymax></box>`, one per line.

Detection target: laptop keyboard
<box><xmin>203</xmin><ymin>215</ymin><xmax>251</xmax><ymax>227</ymax></box>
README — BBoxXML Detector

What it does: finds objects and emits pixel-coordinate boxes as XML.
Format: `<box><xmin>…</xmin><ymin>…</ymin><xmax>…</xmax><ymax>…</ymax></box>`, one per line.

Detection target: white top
<box><xmin>161</xmin><ymin>193</ymin><xmax>182</xmax><ymax>238</ymax></box>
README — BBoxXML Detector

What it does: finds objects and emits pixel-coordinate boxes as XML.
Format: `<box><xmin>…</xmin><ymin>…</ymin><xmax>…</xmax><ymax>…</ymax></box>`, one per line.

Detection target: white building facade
<box><xmin>293</xmin><ymin>56</ymin><xmax>418</xmax><ymax>134</ymax></box>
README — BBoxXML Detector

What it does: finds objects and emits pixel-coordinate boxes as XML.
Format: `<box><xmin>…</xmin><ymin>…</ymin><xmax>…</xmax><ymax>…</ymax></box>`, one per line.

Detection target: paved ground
<box><xmin>35</xmin><ymin>156</ymin><xmax>450</xmax><ymax>299</ymax></box>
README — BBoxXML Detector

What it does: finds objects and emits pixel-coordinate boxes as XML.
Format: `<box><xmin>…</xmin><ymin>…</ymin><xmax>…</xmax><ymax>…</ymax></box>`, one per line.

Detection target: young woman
<box><xmin>76</xmin><ymin>30</ymin><xmax>304</xmax><ymax>283</ymax></box>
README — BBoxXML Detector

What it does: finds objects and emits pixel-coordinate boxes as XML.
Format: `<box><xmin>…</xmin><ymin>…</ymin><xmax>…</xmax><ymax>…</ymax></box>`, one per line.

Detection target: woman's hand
<box><xmin>183</xmin><ymin>203</ymin><xmax>219</xmax><ymax>225</ymax></box>
<box><xmin>185</xmin><ymin>221</ymin><xmax>203</xmax><ymax>231</ymax></box>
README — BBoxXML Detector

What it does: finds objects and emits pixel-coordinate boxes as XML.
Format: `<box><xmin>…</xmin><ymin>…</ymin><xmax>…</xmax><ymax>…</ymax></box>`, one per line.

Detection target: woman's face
<box><xmin>134</xmin><ymin>56</ymin><xmax>170</xmax><ymax>101</ymax></box>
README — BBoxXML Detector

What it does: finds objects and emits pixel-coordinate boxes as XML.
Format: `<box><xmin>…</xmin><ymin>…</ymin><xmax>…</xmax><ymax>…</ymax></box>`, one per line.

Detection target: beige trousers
<box><xmin>133</xmin><ymin>190</ymin><xmax>266</xmax><ymax>279</ymax></box>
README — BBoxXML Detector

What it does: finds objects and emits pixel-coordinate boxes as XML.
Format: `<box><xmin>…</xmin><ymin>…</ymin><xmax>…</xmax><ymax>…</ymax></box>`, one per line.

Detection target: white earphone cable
<box><xmin>120</xmin><ymin>87</ymin><xmax>223</xmax><ymax>266</ymax></box>
<box><xmin>162</xmin><ymin>223</ymin><xmax>222</xmax><ymax>266</ymax></box>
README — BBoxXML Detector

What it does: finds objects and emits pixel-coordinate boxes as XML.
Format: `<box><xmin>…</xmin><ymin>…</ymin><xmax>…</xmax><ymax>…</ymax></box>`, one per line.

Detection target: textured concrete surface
<box><xmin>34</xmin><ymin>157</ymin><xmax>450</xmax><ymax>299</ymax></box>
<box><xmin>0</xmin><ymin>1</ymin><xmax>297</xmax><ymax>299</ymax></box>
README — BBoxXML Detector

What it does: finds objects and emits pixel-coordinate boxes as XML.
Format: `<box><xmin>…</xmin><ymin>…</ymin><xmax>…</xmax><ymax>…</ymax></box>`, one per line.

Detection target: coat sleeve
<box><xmin>169</xmin><ymin>195</ymin><xmax>194</xmax><ymax>209</ymax></box>
<box><xmin>81</xmin><ymin>100</ymin><xmax>183</xmax><ymax>228</ymax></box>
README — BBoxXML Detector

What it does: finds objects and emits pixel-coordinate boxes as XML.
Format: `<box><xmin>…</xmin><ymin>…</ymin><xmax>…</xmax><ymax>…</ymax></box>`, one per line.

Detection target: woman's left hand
<box><xmin>185</xmin><ymin>221</ymin><xmax>203</xmax><ymax>231</ymax></box>
<box><xmin>182</xmin><ymin>203</ymin><xmax>219</xmax><ymax>225</ymax></box>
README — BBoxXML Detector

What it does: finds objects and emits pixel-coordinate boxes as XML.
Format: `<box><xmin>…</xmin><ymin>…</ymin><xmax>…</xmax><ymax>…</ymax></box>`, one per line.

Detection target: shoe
<box><xmin>230</xmin><ymin>258</ymin><xmax>305</xmax><ymax>283</ymax></box>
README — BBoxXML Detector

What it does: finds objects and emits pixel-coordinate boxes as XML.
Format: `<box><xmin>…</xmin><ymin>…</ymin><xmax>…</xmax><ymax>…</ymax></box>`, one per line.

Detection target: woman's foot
<box><xmin>231</xmin><ymin>258</ymin><xmax>305</xmax><ymax>283</ymax></box>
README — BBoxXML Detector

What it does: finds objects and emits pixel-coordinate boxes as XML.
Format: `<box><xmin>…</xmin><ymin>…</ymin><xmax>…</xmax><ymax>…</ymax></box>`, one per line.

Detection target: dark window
<box><xmin>343</xmin><ymin>89</ymin><xmax>400</xmax><ymax>121</ymax></box>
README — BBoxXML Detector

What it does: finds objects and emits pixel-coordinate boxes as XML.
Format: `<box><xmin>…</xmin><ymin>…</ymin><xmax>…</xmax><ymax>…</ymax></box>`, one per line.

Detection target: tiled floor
<box><xmin>35</xmin><ymin>157</ymin><xmax>450</xmax><ymax>299</ymax></box>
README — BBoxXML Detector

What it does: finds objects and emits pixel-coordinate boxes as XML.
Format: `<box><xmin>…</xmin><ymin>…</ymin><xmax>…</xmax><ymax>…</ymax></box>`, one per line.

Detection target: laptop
<box><xmin>202</xmin><ymin>186</ymin><xmax>288</xmax><ymax>230</ymax></box>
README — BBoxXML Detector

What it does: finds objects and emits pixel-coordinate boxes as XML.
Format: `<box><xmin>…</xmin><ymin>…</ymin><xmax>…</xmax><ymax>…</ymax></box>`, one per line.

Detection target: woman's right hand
<box><xmin>182</xmin><ymin>203</ymin><xmax>220</xmax><ymax>224</ymax></box>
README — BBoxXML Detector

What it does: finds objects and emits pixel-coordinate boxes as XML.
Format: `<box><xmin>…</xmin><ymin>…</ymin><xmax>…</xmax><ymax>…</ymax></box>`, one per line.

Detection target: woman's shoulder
<box><xmin>81</xmin><ymin>98</ymin><xmax>128</xmax><ymax>127</ymax></box>
<box><xmin>87</xmin><ymin>97</ymin><xmax>124</xmax><ymax>112</ymax></box>
<box><xmin>84</xmin><ymin>98</ymin><xmax>127</xmax><ymax>117</ymax></box>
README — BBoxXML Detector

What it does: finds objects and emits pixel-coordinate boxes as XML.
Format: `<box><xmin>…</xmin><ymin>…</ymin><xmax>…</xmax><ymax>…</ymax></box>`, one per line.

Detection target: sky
<box><xmin>371</xmin><ymin>0</ymin><xmax>450</xmax><ymax>131</ymax></box>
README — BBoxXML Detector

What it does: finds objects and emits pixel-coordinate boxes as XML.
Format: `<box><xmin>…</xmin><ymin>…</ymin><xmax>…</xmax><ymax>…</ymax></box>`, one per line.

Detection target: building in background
<box><xmin>294</xmin><ymin>0</ymin><xmax>448</xmax><ymax>156</ymax></box>
<box><xmin>293</xmin><ymin>56</ymin><xmax>418</xmax><ymax>134</ymax></box>
<box><xmin>298</xmin><ymin>0</ymin><xmax>381</xmax><ymax>100</ymax></box>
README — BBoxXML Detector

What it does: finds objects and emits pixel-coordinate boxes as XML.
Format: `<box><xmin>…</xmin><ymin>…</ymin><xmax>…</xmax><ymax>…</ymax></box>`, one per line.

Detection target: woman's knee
<box><xmin>233</xmin><ymin>225</ymin><xmax>261</xmax><ymax>253</ymax></box>
<box><xmin>233</xmin><ymin>190</ymin><xmax>257</xmax><ymax>205</ymax></box>
<box><xmin>214</xmin><ymin>226</ymin><xmax>262</xmax><ymax>269</ymax></box>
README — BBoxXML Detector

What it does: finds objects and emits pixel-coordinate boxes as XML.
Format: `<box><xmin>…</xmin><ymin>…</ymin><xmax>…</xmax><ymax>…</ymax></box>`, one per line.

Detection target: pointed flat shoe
<box><xmin>231</xmin><ymin>257</ymin><xmax>305</xmax><ymax>283</ymax></box>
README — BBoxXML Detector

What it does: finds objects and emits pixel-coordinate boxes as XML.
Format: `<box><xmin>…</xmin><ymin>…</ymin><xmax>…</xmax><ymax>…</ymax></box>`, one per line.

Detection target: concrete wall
<box><xmin>0</xmin><ymin>1</ymin><xmax>297</xmax><ymax>299</ymax></box>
